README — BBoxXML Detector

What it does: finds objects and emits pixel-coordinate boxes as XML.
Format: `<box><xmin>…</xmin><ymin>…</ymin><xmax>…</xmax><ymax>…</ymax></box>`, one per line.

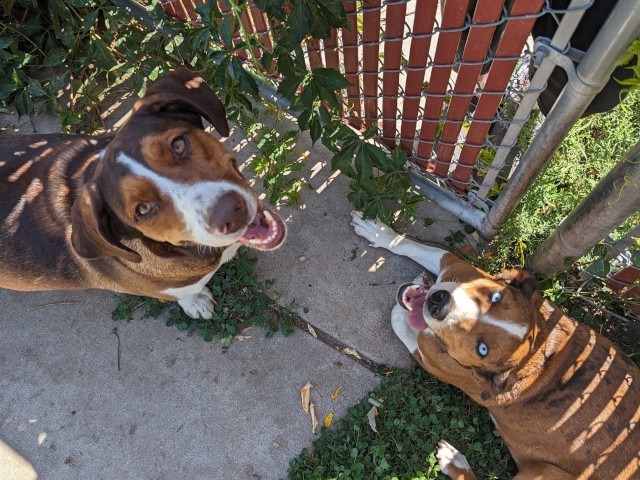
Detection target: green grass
<box><xmin>487</xmin><ymin>90</ymin><xmax>640</xmax><ymax>267</ymax></box>
<box><xmin>111</xmin><ymin>249</ymin><xmax>295</xmax><ymax>347</ymax></box>
<box><xmin>288</xmin><ymin>367</ymin><xmax>515</xmax><ymax>480</ymax></box>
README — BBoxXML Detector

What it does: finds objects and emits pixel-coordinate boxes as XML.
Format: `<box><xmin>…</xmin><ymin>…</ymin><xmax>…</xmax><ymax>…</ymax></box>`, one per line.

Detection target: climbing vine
<box><xmin>0</xmin><ymin>0</ymin><xmax>419</xmax><ymax>222</ymax></box>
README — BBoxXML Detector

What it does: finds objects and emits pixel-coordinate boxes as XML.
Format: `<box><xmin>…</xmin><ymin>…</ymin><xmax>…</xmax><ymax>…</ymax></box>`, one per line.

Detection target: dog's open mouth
<box><xmin>238</xmin><ymin>204</ymin><xmax>287</xmax><ymax>251</ymax></box>
<box><xmin>397</xmin><ymin>283</ymin><xmax>430</xmax><ymax>331</ymax></box>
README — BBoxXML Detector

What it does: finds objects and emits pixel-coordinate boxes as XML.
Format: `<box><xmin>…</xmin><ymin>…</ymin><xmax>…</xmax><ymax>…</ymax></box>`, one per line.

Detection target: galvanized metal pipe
<box><xmin>477</xmin><ymin>0</ymin><xmax>593</xmax><ymax>199</ymax></box>
<box><xmin>410</xmin><ymin>170</ymin><xmax>487</xmax><ymax>232</ymax></box>
<box><xmin>480</xmin><ymin>0</ymin><xmax>640</xmax><ymax>239</ymax></box>
<box><xmin>528</xmin><ymin>140</ymin><xmax>640</xmax><ymax>274</ymax></box>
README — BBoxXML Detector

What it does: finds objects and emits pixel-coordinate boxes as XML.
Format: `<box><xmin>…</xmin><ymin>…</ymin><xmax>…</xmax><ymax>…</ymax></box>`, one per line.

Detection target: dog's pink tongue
<box><xmin>404</xmin><ymin>286</ymin><xmax>429</xmax><ymax>331</ymax></box>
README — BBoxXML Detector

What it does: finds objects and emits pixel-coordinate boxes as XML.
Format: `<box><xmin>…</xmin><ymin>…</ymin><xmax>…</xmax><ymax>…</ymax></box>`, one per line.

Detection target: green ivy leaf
<box><xmin>309</xmin><ymin>116</ymin><xmax>322</xmax><ymax>144</ymax></box>
<box><xmin>42</xmin><ymin>48</ymin><xmax>68</xmax><ymax>67</ymax></box>
<box><xmin>452</xmin><ymin>231</ymin><xmax>465</xmax><ymax>243</ymax></box>
<box><xmin>287</xmin><ymin>0</ymin><xmax>310</xmax><ymax>42</ymax></box>
<box><xmin>362</xmin><ymin>143</ymin><xmax>390</xmax><ymax>170</ymax></box>
<box><xmin>331</xmin><ymin>144</ymin><xmax>356</xmax><ymax>177</ymax></box>
<box><xmin>220</xmin><ymin>15</ymin><xmax>235</xmax><ymax>51</ymax></box>
<box><xmin>297</xmin><ymin>107</ymin><xmax>311</xmax><ymax>131</ymax></box>
<box><xmin>0</xmin><ymin>83</ymin><xmax>18</xmax><ymax>100</ymax></box>
<box><xmin>354</xmin><ymin>145</ymin><xmax>373</xmax><ymax>181</ymax></box>
<box><xmin>14</xmin><ymin>89</ymin><xmax>33</xmax><ymax>116</ymax></box>
<box><xmin>238</xmin><ymin>71</ymin><xmax>259</xmax><ymax>98</ymax></box>
<box><xmin>81</xmin><ymin>10</ymin><xmax>100</xmax><ymax>33</ymax></box>
<box><xmin>363</xmin><ymin>197</ymin><xmax>392</xmax><ymax>224</ymax></box>
<box><xmin>632</xmin><ymin>250</ymin><xmax>640</xmax><ymax>268</ymax></box>
<box><xmin>307</xmin><ymin>1</ymin><xmax>332</xmax><ymax>39</ymax></box>
<box><xmin>253</xmin><ymin>0</ymin><xmax>286</xmax><ymax>21</ymax></box>
<box><xmin>0</xmin><ymin>36</ymin><xmax>13</xmax><ymax>50</ymax></box>
<box><xmin>593</xmin><ymin>243</ymin><xmax>608</xmax><ymax>259</ymax></box>
<box><xmin>213</xmin><ymin>55</ymin><xmax>232</xmax><ymax>87</ymax></box>
<box><xmin>390</xmin><ymin>148</ymin><xmax>408</xmax><ymax>168</ymax></box>
<box><xmin>592</xmin><ymin>258</ymin><xmax>611</xmax><ymax>277</ymax></box>
<box><xmin>314</xmin><ymin>0</ymin><xmax>348</xmax><ymax>28</ymax></box>
<box><xmin>148</xmin><ymin>65</ymin><xmax>161</xmax><ymax>82</ymax></box>
<box><xmin>312</xmin><ymin>67</ymin><xmax>352</xmax><ymax>91</ymax></box>
<box><xmin>278</xmin><ymin>74</ymin><xmax>303</xmax><ymax>100</ymax></box>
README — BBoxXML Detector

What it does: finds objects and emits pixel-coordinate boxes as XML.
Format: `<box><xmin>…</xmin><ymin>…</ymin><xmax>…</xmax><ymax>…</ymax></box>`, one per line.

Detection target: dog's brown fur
<box><xmin>351</xmin><ymin>212</ymin><xmax>640</xmax><ymax>479</ymax></box>
<box><xmin>0</xmin><ymin>68</ymin><xmax>285</xmax><ymax>317</ymax></box>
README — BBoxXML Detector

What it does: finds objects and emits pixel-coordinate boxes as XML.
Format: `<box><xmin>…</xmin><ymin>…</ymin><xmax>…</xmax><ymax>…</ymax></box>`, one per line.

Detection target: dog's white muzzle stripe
<box><xmin>116</xmin><ymin>152</ymin><xmax>257</xmax><ymax>247</ymax></box>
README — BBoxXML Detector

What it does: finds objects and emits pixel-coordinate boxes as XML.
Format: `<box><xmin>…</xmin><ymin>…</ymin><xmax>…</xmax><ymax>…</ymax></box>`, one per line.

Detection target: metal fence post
<box><xmin>479</xmin><ymin>0</ymin><xmax>640</xmax><ymax>239</ymax></box>
<box><xmin>528</xmin><ymin>140</ymin><xmax>640</xmax><ymax>274</ymax></box>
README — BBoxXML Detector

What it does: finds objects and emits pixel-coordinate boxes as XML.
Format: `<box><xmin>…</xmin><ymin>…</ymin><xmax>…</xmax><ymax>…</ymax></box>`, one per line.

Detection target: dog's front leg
<box><xmin>163</xmin><ymin>245</ymin><xmax>241</xmax><ymax>319</ymax></box>
<box><xmin>163</xmin><ymin>272</ymin><xmax>216</xmax><ymax>320</ymax></box>
<box><xmin>350</xmin><ymin>211</ymin><xmax>447</xmax><ymax>275</ymax></box>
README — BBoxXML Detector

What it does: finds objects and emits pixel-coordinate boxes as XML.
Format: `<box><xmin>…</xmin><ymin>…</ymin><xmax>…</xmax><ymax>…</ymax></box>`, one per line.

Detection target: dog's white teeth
<box><xmin>263</xmin><ymin>210</ymin><xmax>274</xmax><ymax>222</ymax></box>
<box><xmin>405</xmin><ymin>299</ymin><xmax>413</xmax><ymax>311</ymax></box>
<box><xmin>248</xmin><ymin>238</ymin><xmax>263</xmax><ymax>244</ymax></box>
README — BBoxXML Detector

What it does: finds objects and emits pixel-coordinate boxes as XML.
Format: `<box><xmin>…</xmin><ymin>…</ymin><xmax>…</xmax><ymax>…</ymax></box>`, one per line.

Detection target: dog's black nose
<box><xmin>427</xmin><ymin>289</ymin><xmax>450</xmax><ymax>321</ymax></box>
<box><xmin>209</xmin><ymin>191</ymin><xmax>248</xmax><ymax>235</ymax></box>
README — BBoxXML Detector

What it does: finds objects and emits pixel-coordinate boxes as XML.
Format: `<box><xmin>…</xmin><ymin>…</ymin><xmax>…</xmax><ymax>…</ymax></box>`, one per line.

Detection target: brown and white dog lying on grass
<box><xmin>352</xmin><ymin>211</ymin><xmax>640</xmax><ymax>480</ymax></box>
<box><xmin>0</xmin><ymin>68</ymin><xmax>286</xmax><ymax>319</ymax></box>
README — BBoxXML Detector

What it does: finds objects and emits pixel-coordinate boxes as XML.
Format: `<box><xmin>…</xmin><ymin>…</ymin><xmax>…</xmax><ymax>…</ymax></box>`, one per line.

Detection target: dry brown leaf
<box><xmin>367</xmin><ymin>406</ymin><xmax>378</xmax><ymax>432</ymax></box>
<box><xmin>234</xmin><ymin>335</ymin><xmax>252</xmax><ymax>341</ymax></box>
<box><xmin>324</xmin><ymin>412</ymin><xmax>334</xmax><ymax>428</ymax></box>
<box><xmin>241</xmin><ymin>326</ymin><xmax>256</xmax><ymax>335</ymax></box>
<box><xmin>310</xmin><ymin>403</ymin><xmax>319</xmax><ymax>433</ymax></box>
<box><xmin>331</xmin><ymin>386</ymin><xmax>342</xmax><ymax>399</ymax></box>
<box><xmin>342</xmin><ymin>347</ymin><xmax>362</xmax><ymax>360</ymax></box>
<box><xmin>307</xmin><ymin>324</ymin><xmax>317</xmax><ymax>338</ymax></box>
<box><xmin>300</xmin><ymin>381</ymin><xmax>312</xmax><ymax>413</ymax></box>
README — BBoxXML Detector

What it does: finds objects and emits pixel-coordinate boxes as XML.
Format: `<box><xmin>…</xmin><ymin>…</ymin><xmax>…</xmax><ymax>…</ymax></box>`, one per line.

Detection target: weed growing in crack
<box><xmin>288</xmin><ymin>367</ymin><xmax>515</xmax><ymax>480</ymax></box>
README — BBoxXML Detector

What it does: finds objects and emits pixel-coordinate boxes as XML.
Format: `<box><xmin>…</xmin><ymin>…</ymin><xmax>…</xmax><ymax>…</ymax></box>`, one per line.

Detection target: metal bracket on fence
<box><xmin>466</xmin><ymin>190</ymin><xmax>492</xmax><ymax>213</ymax></box>
<box><xmin>532</xmin><ymin>37</ymin><xmax>588</xmax><ymax>91</ymax></box>
<box><xmin>409</xmin><ymin>169</ymin><xmax>487</xmax><ymax>233</ymax></box>
<box><xmin>477</xmin><ymin>0</ymin><xmax>640</xmax><ymax>238</ymax></box>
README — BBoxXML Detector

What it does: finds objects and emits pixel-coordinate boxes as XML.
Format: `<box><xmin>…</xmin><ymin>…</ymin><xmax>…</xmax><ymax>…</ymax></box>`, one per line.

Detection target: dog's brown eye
<box><xmin>171</xmin><ymin>136</ymin><xmax>187</xmax><ymax>156</ymax></box>
<box><xmin>135</xmin><ymin>202</ymin><xmax>155</xmax><ymax>218</ymax></box>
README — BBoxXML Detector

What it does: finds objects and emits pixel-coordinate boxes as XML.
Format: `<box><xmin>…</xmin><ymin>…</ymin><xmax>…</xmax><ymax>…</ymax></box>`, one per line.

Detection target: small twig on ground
<box><xmin>28</xmin><ymin>301</ymin><xmax>81</xmax><ymax>311</ymax></box>
<box><xmin>111</xmin><ymin>327</ymin><xmax>121</xmax><ymax>371</ymax></box>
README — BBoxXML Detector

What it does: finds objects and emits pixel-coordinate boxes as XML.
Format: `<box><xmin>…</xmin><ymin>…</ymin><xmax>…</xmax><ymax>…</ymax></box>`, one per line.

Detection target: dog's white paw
<box><xmin>350</xmin><ymin>211</ymin><xmax>398</xmax><ymax>249</ymax></box>
<box><xmin>177</xmin><ymin>287</ymin><xmax>215</xmax><ymax>320</ymax></box>
<box><xmin>437</xmin><ymin>440</ymin><xmax>473</xmax><ymax>477</ymax></box>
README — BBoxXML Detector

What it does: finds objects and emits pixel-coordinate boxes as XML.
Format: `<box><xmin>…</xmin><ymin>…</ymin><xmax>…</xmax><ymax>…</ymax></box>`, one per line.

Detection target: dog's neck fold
<box><xmin>481</xmin><ymin>295</ymin><xmax>578</xmax><ymax>407</ymax></box>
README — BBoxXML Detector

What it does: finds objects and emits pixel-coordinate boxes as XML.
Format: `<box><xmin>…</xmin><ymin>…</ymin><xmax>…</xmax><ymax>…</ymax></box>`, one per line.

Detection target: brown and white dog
<box><xmin>0</xmin><ymin>68</ymin><xmax>286</xmax><ymax>319</ymax></box>
<box><xmin>352</xmin><ymin>212</ymin><xmax>640</xmax><ymax>480</ymax></box>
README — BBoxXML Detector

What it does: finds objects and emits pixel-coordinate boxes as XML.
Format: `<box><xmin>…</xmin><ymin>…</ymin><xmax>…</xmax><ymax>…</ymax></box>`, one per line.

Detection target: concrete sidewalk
<box><xmin>0</xmin><ymin>102</ymin><xmax>459</xmax><ymax>479</ymax></box>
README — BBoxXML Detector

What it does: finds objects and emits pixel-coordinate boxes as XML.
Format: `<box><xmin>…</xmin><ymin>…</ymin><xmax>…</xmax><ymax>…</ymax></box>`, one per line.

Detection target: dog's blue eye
<box><xmin>135</xmin><ymin>202</ymin><xmax>155</xmax><ymax>218</ymax></box>
<box><xmin>477</xmin><ymin>342</ymin><xmax>489</xmax><ymax>357</ymax></box>
<box><xmin>490</xmin><ymin>291</ymin><xmax>502</xmax><ymax>304</ymax></box>
<box><xmin>171</xmin><ymin>136</ymin><xmax>187</xmax><ymax>156</ymax></box>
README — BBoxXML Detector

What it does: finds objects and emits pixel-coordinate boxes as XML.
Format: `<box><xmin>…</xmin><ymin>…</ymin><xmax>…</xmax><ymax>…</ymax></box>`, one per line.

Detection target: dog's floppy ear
<box><xmin>496</xmin><ymin>267</ymin><xmax>537</xmax><ymax>299</ymax></box>
<box><xmin>71</xmin><ymin>183</ymin><xmax>142</xmax><ymax>263</ymax></box>
<box><xmin>133</xmin><ymin>67</ymin><xmax>230</xmax><ymax>136</ymax></box>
